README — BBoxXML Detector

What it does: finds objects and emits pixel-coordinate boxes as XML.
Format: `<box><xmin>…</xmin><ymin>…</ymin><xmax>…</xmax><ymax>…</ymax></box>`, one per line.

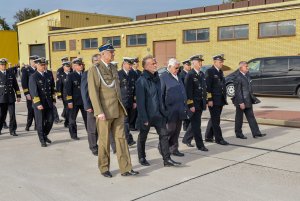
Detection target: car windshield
<box><xmin>248</xmin><ymin>60</ymin><xmax>261</xmax><ymax>72</ymax></box>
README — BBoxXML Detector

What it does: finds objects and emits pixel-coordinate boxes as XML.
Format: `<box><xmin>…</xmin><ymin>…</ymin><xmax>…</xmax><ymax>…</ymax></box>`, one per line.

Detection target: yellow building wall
<box><xmin>49</xmin><ymin>4</ymin><xmax>300</xmax><ymax>72</ymax></box>
<box><xmin>60</xmin><ymin>10</ymin><xmax>132</xmax><ymax>28</ymax></box>
<box><xmin>0</xmin><ymin>31</ymin><xmax>19</xmax><ymax>66</ymax></box>
<box><xmin>18</xmin><ymin>12</ymin><xmax>61</xmax><ymax>65</ymax></box>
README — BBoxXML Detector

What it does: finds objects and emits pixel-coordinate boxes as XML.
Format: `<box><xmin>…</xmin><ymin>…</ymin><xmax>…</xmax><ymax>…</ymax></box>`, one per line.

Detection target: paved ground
<box><xmin>0</xmin><ymin>99</ymin><xmax>299</xmax><ymax>201</ymax></box>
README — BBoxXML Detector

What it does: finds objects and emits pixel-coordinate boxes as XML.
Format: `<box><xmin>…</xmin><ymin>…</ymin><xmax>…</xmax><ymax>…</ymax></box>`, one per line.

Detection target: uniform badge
<box><xmin>214</xmin><ymin>75</ymin><xmax>218</xmax><ymax>78</ymax></box>
<box><xmin>38</xmin><ymin>80</ymin><xmax>43</xmax><ymax>84</ymax></box>
<box><xmin>193</xmin><ymin>78</ymin><xmax>198</xmax><ymax>81</ymax></box>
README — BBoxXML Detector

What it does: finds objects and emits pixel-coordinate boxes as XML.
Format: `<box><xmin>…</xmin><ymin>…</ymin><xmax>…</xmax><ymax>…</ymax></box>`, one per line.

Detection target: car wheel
<box><xmin>226</xmin><ymin>83</ymin><xmax>235</xmax><ymax>97</ymax></box>
<box><xmin>297</xmin><ymin>87</ymin><xmax>300</xmax><ymax>98</ymax></box>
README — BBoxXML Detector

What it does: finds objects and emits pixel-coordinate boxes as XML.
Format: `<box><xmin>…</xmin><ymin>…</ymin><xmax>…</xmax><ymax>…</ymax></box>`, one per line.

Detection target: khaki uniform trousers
<box><xmin>96</xmin><ymin>105</ymin><xmax>132</xmax><ymax>174</ymax></box>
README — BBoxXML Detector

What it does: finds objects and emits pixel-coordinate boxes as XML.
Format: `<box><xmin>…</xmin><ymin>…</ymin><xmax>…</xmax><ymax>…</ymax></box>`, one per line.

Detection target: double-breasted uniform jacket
<box><xmin>233</xmin><ymin>72</ymin><xmax>254</xmax><ymax>108</ymax></box>
<box><xmin>29</xmin><ymin>71</ymin><xmax>56</xmax><ymax>108</ymax></box>
<box><xmin>160</xmin><ymin>71</ymin><xmax>187</xmax><ymax>122</ymax></box>
<box><xmin>88</xmin><ymin>61</ymin><xmax>127</xmax><ymax>119</ymax></box>
<box><xmin>185</xmin><ymin>69</ymin><xmax>207</xmax><ymax>110</ymax></box>
<box><xmin>0</xmin><ymin>70</ymin><xmax>21</xmax><ymax>104</ymax></box>
<box><xmin>118</xmin><ymin>69</ymin><xmax>135</xmax><ymax>109</ymax></box>
<box><xmin>64</xmin><ymin>71</ymin><xmax>84</xmax><ymax>106</ymax></box>
<box><xmin>205</xmin><ymin>66</ymin><xmax>228</xmax><ymax>106</ymax></box>
<box><xmin>21</xmin><ymin>66</ymin><xmax>35</xmax><ymax>96</ymax></box>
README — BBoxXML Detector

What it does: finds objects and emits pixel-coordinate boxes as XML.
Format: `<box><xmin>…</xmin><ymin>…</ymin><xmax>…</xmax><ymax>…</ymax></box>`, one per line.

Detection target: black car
<box><xmin>225</xmin><ymin>56</ymin><xmax>300</xmax><ymax>98</ymax></box>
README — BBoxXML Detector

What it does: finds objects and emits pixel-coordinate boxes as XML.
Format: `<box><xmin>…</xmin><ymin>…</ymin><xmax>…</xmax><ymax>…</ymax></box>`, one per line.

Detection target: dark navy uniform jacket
<box><xmin>80</xmin><ymin>71</ymin><xmax>93</xmax><ymax>110</ymax></box>
<box><xmin>118</xmin><ymin>69</ymin><xmax>135</xmax><ymax>109</ymax></box>
<box><xmin>29</xmin><ymin>71</ymin><xmax>56</xmax><ymax>108</ymax></box>
<box><xmin>0</xmin><ymin>70</ymin><xmax>21</xmax><ymax>104</ymax></box>
<box><xmin>64</xmin><ymin>71</ymin><xmax>84</xmax><ymax>106</ymax></box>
<box><xmin>160</xmin><ymin>71</ymin><xmax>187</xmax><ymax>121</ymax></box>
<box><xmin>185</xmin><ymin>69</ymin><xmax>207</xmax><ymax>110</ymax></box>
<box><xmin>56</xmin><ymin>71</ymin><xmax>68</xmax><ymax>100</ymax></box>
<box><xmin>178</xmin><ymin>70</ymin><xmax>188</xmax><ymax>85</ymax></box>
<box><xmin>205</xmin><ymin>66</ymin><xmax>227</xmax><ymax>106</ymax></box>
<box><xmin>21</xmin><ymin>66</ymin><xmax>35</xmax><ymax>96</ymax></box>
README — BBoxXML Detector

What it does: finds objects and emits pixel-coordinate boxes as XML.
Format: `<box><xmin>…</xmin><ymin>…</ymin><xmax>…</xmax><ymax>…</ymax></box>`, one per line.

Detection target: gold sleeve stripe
<box><xmin>66</xmin><ymin>96</ymin><xmax>72</xmax><ymax>100</ymax></box>
<box><xmin>16</xmin><ymin>91</ymin><xmax>21</xmax><ymax>95</ymax></box>
<box><xmin>56</xmin><ymin>92</ymin><xmax>61</xmax><ymax>96</ymax></box>
<box><xmin>33</xmin><ymin>97</ymin><xmax>41</xmax><ymax>103</ymax></box>
<box><xmin>187</xmin><ymin>99</ymin><xmax>194</xmax><ymax>105</ymax></box>
<box><xmin>207</xmin><ymin>93</ymin><xmax>212</xmax><ymax>98</ymax></box>
<box><xmin>23</xmin><ymin>88</ymin><xmax>29</xmax><ymax>93</ymax></box>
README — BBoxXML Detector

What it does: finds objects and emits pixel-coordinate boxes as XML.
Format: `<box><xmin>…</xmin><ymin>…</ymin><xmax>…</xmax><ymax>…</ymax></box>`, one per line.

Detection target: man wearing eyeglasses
<box><xmin>160</xmin><ymin>58</ymin><xmax>187</xmax><ymax>157</ymax></box>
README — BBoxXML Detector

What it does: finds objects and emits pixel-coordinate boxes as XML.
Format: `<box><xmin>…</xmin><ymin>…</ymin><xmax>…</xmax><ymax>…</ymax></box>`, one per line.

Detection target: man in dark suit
<box><xmin>233</xmin><ymin>61</ymin><xmax>267</xmax><ymax>139</ymax></box>
<box><xmin>0</xmin><ymin>58</ymin><xmax>21</xmax><ymax>136</ymax></box>
<box><xmin>65</xmin><ymin>58</ymin><xmax>87</xmax><ymax>140</ymax></box>
<box><xmin>29</xmin><ymin>58</ymin><xmax>56</xmax><ymax>147</ymax></box>
<box><xmin>118</xmin><ymin>57</ymin><xmax>136</xmax><ymax>146</ymax></box>
<box><xmin>21</xmin><ymin>55</ymin><xmax>38</xmax><ymax>131</ymax></box>
<box><xmin>136</xmin><ymin>55</ymin><xmax>181</xmax><ymax>167</ymax></box>
<box><xmin>56</xmin><ymin>56</ymin><xmax>69</xmax><ymax>80</ymax></box>
<box><xmin>129</xmin><ymin>57</ymin><xmax>141</xmax><ymax>131</ymax></box>
<box><xmin>205</xmin><ymin>54</ymin><xmax>229</xmax><ymax>145</ymax></box>
<box><xmin>183</xmin><ymin>55</ymin><xmax>208</xmax><ymax>151</ymax></box>
<box><xmin>160</xmin><ymin>58</ymin><xmax>187</xmax><ymax>156</ymax></box>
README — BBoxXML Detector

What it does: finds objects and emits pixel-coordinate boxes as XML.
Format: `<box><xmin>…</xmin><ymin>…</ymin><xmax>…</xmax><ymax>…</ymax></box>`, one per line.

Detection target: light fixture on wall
<box><xmin>121</xmin><ymin>34</ymin><xmax>124</xmax><ymax>39</ymax></box>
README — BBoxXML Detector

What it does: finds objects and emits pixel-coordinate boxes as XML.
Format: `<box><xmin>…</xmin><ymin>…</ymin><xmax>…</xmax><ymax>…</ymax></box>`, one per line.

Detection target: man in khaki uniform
<box><xmin>88</xmin><ymin>42</ymin><xmax>139</xmax><ymax>178</ymax></box>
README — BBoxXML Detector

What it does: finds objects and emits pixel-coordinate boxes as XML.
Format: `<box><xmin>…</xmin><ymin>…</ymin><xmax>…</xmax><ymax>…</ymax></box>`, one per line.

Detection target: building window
<box><xmin>52</xmin><ymin>41</ymin><xmax>66</xmax><ymax>51</ymax></box>
<box><xmin>127</xmin><ymin>34</ymin><xmax>147</xmax><ymax>46</ymax></box>
<box><xmin>218</xmin><ymin>25</ymin><xmax>249</xmax><ymax>41</ymax></box>
<box><xmin>259</xmin><ymin>20</ymin><xmax>296</xmax><ymax>38</ymax></box>
<box><xmin>103</xmin><ymin>36</ymin><xmax>121</xmax><ymax>48</ymax></box>
<box><xmin>82</xmin><ymin>38</ymin><xmax>98</xmax><ymax>49</ymax></box>
<box><xmin>183</xmin><ymin>28</ymin><xmax>209</xmax><ymax>43</ymax></box>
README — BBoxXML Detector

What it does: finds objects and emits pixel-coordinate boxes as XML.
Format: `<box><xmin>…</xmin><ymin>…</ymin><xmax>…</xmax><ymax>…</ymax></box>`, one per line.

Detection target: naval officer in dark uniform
<box><xmin>65</xmin><ymin>58</ymin><xmax>87</xmax><ymax>140</ymax></box>
<box><xmin>183</xmin><ymin>55</ymin><xmax>208</xmax><ymax>151</ymax></box>
<box><xmin>118</xmin><ymin>57</ymin><xmax>136</xmax><ymax>146</ymax></box>
<box><xmin>0</xmin><ymin>58</ymin><xmax>21</xmax><ymax>136</ymax></box>
<box><xmin>21</xmin><ymin>55</ymin><xmax>38</xmax><ymax>131</ymax></box>
<box><xmin>29</xmin><ymin>58</ymin><xmax>56</xmax><ymax>147</ymax></box>
<box><xmin>205</xmin><ymin>54</ymin><xmax>229</xmax><ymax>145</ymax></box>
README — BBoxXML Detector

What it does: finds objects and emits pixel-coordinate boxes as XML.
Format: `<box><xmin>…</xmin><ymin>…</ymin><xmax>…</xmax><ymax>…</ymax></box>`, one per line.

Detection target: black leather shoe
<box><xmin>72</xmin><ymin>137</ymin><xmax>80</xmax><ymax>140</ymax></box>
<box><xmin>139</xmin><ymin>158</ymin><xmax>150</xmax><ymax>166</ymax></box>
<box><xmin>92</xmin><ymin>151</ymin><xmax>98</xmax><ymax>156</ymax></box>
<box><xmin>253</xmin><ymin>133</ymin><xmax>267</xmax><ymax>138</ymax></box>
<box><xmin>236</xmin><ymin>134</ymin><xmax>247</xmax><ymax>139</ymax></box>
<box><xmin>182</xmin><ymin>141</ymin><xmax>194</xmax><ymax>147</ymax></box>
<box><xmin>41</xmin><ymin>143</ymin><xmax>47</xmax><ymax>147</ymax></box>
<box><xmin>216</xmin><ymin>140</ymin><xmax>229</xmax><ymax>145</ymax></box>
<box><xmin>25</xmin><ymin>127</ymin><xmax>29</xmax><ymax>131</ymax></box>
<box><xmin>3</xmin><ymin>123</ymin><xmax>8</xmax><ymax>129</ymax></box>
<box><xmin>101</xmin><ymin>171</ymin><xmax>112</xmax><ymax>178</ymax></box>
<box><xmin>45</xmin><ymin>137</ymin><xmax>52</xmax><ymax>143</ymax></box>
<box><xmin>121</xmin><ymin>170</ymin><xmax>139</xmax><ymax>176</ymax></box>
<box><xmin>164</xmin><ymin>159</ymin><xmax>181</xmax><ymax>167</ymax></box>
<box><xmin>130</xmin><ymin>128</ymin><xmax>138</xmax><ymax>131</ymax></box>
<box><xmin>205</xmin><ymin>138</ymin><xmax>214</xmax><ymax>142</ymax></box>
<box><xmin>172</xmin><ymin>151</ymin><xmax>185</xmax><ymax>157</ymax></box>
<box><xmin>198</xmin><ymin>146</ymin><xmax>208</xmax><ymax>151</ymax></box>
<box><xmin>10</xmin><ymin>131</ymin><xmax>18</xmax><ymax>136</ymax></box>
<box><xmin>128</xmin><ymin>141</ymin><xmax>136</xmax><ymax>146</ymax></box>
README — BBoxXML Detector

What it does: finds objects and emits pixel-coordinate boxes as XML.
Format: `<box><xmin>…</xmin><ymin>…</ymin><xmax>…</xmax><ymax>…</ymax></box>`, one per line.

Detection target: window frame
<box><xmin>258</xmin><ymin>19</ymin><xmax>296</xmax><ymax>39</ymax></box>
<box><xmin>126</xmin><ymin>34</ymin><xmax>147</xmax><ymax>47</ymax></box>
<box><xmin>81</xmin><ymin>38</ymin><xmax>98</xmax><ymax>50</ymax></box>
<box><xmin>218</xmin><ymin>24</ymin><xmax>249</xmax><ymax>41</ymax></box>
<box><xmin>52</xmin><ymin>41</ymin><xmax>66</xmax><ymax>51</ymax></box>
<box><xmin>182</xmin><ymin>28</ymin><xmax>210</xmax><ymax>43</ymax></box>
<box><xmin>102</xmin><ymin>36</ymin><xmax>121</xmax><ymax>48</ymax></box>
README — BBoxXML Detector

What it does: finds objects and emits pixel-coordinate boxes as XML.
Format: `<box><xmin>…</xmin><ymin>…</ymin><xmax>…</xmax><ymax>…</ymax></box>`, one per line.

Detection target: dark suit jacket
<box><xmin>64</xmin><ymin>71</ymin><xmax>84</xmax><ymax>106</ymax></box>
<box><xmin>233</xmin><ymin>72</ymin><xmax>254</xmax><ymax>108</ymax></box>
<box><xmin>178</xmin><ymin>70</ymin><xmax>188</xmax><ymax>84</ymax></box>
<box><xmin>118</xmin><ymin>69</ymin><xmax>135</xmax><ymax>108</ymax></box>
<box><xmin>21</xmin><ymin>66</ymin><xmax>35</xmax><ymax>96</ymax></box>
<box><xmin>160</xmin><ymin>71</ymin><xmax>187</xmax><ymax>122</ymax></box>
<box><xmin>81</xmin><ymin>71</ymin><xmax>93</xmax><ymax>110</ymax></box>
<box><xmin>205</xmin><ymin>66</ymin><xmax>227</xmax><ymax>106</ymax></box>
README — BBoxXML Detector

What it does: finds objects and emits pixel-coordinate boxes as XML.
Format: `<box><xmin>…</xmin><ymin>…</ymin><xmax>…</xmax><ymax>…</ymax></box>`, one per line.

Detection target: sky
<box><xmin>1</xmin><ymin>0</ymin><xmax>223</xmax><ymax>26</ymax></box>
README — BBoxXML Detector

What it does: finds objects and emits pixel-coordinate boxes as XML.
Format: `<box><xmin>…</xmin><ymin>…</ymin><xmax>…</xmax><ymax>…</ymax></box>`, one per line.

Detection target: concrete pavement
<box><xmin>0</xmin><ymin>101</ymin><xmax>299</xmax><ymax>201</ymax></box>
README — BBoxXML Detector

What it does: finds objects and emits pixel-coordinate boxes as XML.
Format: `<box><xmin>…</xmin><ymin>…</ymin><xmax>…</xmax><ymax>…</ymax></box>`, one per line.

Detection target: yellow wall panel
<box><xmin>0</xmin><ymin>31</ymin><xmax>19</xmax><ymax>66</ymax></box>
